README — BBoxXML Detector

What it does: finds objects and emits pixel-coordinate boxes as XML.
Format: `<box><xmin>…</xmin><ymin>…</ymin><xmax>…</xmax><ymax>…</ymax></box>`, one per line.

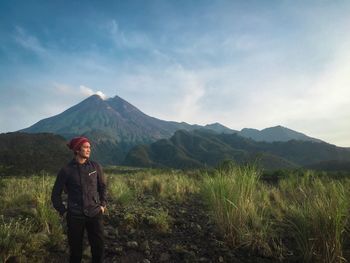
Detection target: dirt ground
<box><xmin>102</xmin><ymin>194</ymin><xmax>278</xmax><ymax>263</ymax></box>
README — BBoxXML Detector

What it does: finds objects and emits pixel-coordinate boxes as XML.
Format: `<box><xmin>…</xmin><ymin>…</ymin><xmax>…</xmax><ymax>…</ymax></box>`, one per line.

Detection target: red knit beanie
<box><xmin>67</xmin><ymin>137</ymin><xmax>90</xmax><ymax>152</ymax></box>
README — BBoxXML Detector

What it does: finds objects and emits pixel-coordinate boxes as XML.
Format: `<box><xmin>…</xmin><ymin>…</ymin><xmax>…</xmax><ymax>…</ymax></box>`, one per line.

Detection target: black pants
<box><xmin>66</xmin><ymin>211</ymin><xmax>104</xmax><ymax>263</ymax></box>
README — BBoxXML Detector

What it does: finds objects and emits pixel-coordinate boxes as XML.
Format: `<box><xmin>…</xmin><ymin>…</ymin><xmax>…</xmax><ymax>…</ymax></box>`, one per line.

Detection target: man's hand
<box><xmin>100</xmin><ymin>206</ymin><xmax>106</xmax><ymax>214</ymax></box>
<box><xmin>60</xmin><ymin>211</ymin><xmax>67</xmax><ymax>219</ymax></box>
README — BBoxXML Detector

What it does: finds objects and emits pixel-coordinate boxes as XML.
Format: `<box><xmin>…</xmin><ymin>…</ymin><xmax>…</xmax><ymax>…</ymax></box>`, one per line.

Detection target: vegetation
<box><xmin>0</xmin><ymin>132</ymin><xmax>71</xmax><ymax>176</ymax></box>
<box><xmin>0</xmin><ymin>174</ymin><xmax>65</xmax><ymax>262</ymax></box>
<box><xmin>201</xmin><ymin>162</ymin><xmax>281</xmax><ymax>258</ymax></box>
<box><xmin>1</xmin><ymin>165</ymin><xmax>350</xmax><ymax>262</ymax></box>
<box><xmin>201</xmin><ymin>163</ymin><xmax>350</xmax><ymax>262</ymax></box>
<box><xmin>124</xmin><ymin>129</ymin><xmax>350</xmax><ymax>170</ymax></box>
<box><xmin>0</xmin><ymin>216</ymin><xmax>33</xmax><ymax>262</ymax></box>
<box><xmin>108</xmin><ymin>168</ymin><xmax>200</xmax><ymax>202</ymax></box>
<box><xmin>277</xmin><ymin>172</ymin><xmax>349</xmax><ymax>262</ymax></box>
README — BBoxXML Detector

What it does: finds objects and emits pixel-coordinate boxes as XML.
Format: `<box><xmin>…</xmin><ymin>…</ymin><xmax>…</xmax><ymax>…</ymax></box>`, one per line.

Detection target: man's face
<box><xmin>77</xmin><ymin>142</ymin><xmax>91</xmax><ymax>159</ymax></box>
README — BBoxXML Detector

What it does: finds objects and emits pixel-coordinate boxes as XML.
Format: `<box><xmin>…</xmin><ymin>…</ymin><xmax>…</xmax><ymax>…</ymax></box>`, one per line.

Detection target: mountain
<box><xmin>239</xmin><ymin>125</ymin><xmax>322</xmax><ymax>143</ymax></box>
<box><xmin>21</xmin><ymin>95</ymin><xmax>199</xmax><ymax>142</ymax></box>
<box><xmin>19</xmin><ymin>94</ymin><xmax>329</xmax><ymax>165</ymax></box>
<box><xmin>20</xmin><ymin>95</ymin><xmax>202</xmax><ymax>164</ymax></box>
<box><xmin>204</xmin><ymin>123</ymin><xmax>237</xmax><ymax>134</ymax></box>
<box><xmin>124</xmin><ymin>129</ymin><xmax>350</xmax><ymax>170</ymax></box>
<box><xmin>0</xmin><ymin>132</ymin><xmax>71</xmax><ymax>175</ymax></box>
<box><xmin>304</xmin><ymin>160</ymin><xmax>350</xmax><ymax>172</ymax></box>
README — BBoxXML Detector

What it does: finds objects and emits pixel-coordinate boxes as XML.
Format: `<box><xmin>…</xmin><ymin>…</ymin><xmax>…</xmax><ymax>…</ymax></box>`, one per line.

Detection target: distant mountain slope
<box><xmin>0</xmin><ymin>132</ymin><xmax>71</xmax><ymax>175</ymax></box>
<box><xmin>305</xmin><ymin>160</ymin><xmax>350</xmax><ymax>172</ymax></box>
<box><xmin>19</xmin><ymin>94</ymin><xmax>329</xmax><ymax>165</ymax></box>
<box><xmin>204</xmin><ymin>123</ymin><xmax>237</xmax><ymax>134</ymax></box>
<box><xmin>21</xmin><ymin>95</ymin><xmax>199</xmax><ymax>143</ymax></box>
<box><xmin>20</xmin><ymin>95</ymin><xmax>202</xmax><ymax>164</ymax></box>
<box><xmin>124</xmin><ymin>130</ymin><xmax>350</xmax><ymax>170</ymax></box>
<box><xmin>239</xmin><ymin>125</ymin><xmax>322</xmax><ymax>143</ymax></box>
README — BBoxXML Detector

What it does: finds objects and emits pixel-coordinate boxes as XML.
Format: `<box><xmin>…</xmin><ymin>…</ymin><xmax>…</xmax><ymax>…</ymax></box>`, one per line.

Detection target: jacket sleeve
<box><xmin>96</xmin><ymin>163</ymin><xmax>107</xmax><ymax>207</ymax></box>
<box><xmin>51</xmin><ymin>168</ymin><xmax>67</xmax><ymax>216</ymax></box>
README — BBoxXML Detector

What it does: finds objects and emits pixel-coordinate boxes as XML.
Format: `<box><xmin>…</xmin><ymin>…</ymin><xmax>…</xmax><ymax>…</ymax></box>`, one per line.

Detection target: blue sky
<box><xmin>0</xmin><ymin>0</ymin><xmax>349</xmax><ymax>146</ymax></box>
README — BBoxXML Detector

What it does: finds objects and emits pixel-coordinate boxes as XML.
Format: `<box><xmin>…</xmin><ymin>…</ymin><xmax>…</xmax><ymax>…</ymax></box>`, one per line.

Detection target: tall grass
<box><xmin>0</xmin><ymin>216</ymin><xmax>33</xmax><ymax>262</ymax></box>
<box><xmin>202</xmin><ymin>164</ymin><xmax>350</xmax><ymax>262</ymax></box>
<box><xmin>138</xmin><ymin>173</ymin><xmax>199</xmax><ymax>201</ymax></box>
<box><xmin>0</xmin><ymin>174</ymin><xmax>66</xmax><ymax>260</ymax></box>
<box><xmin>108</xmin><ymin>175</ymin><xmax>135</xmax><ymax>205</ymax></box>
<box><xmin>31</xmin><ymin>175</ymin><xmax>65</xmax><ymax>249</ymax></box>
<box><xmin>201</xmin><ymin>163</ymin><xmax>279</xmax><ymax>257</ymax></box>
<box><xmin>277</xmin><ymin>172</ymin><xmax>349</xmax><ymax>262</ymax></box>
<box><xmin>107</xmin><ymin>170</ymin><xmax>199</xmax><ymax>203</ymax></box>
<box><xmin>1</xmin><ymin>167</ymin><xmax>349</xmax><ymax>262</ymax></box>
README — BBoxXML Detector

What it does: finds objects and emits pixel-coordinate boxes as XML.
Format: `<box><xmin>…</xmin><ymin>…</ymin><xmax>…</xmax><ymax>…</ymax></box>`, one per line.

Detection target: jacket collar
<box><xmin>70</xmin><ymin>158</ymin><xmax>91</xmax><ymax>166</ymax></box>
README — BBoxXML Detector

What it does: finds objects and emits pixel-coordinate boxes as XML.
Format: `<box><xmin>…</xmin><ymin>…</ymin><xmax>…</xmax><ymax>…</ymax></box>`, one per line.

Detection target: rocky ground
<box><xmin>102</xmin><ymin>194</ymin><xmax>278</xmax><ymax>263</ymax></box>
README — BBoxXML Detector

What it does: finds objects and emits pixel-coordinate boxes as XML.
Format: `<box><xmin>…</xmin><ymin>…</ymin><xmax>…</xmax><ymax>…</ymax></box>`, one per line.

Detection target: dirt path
<box><xmin>103</xmin><ymin>194</ymin><xmax>277</xmax><ymax>263</ymax></box>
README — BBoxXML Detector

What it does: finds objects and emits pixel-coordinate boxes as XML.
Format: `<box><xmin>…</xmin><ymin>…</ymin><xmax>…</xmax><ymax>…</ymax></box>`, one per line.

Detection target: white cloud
<box><xmin>171</xmin><ymin>68</ymin><xmax>206</xmax><ymax>121</ymax></box>
<box><xmin>53</xmin><ymin>83</ymin><xmax>74</xmax><ymax>94</ymax></box>
<box><xmin>79</xmin><ymin>85</ymin><xmax>95</xmax><ymax>96</ymax></box>
<box><xmin>3</xmin><ymin>3</ymin><xmax>350</xmax><ymax>147</ymax></box>
<box><xmin>108</xmin><ymin>63</ymin><xmax>208</xmax><ymax>123</ymax></box>
<box><xmin>52</xmin><ymin>83</ymin><xmax>107</xmax><ymax>100</ymax></box>
<box><xmin>13</xmin><ymin>26</ymin><xmax>47</xmax><ymax>56</ymax></box>
<box><xmin>79</xmin><ymin>85</ymin><xmax>107</xmax><ymax>99</ymax></box>
<box><xmin>108</xmin><ymin>19</ymin><xmax>154</xmax><ymax>50</ymax></box>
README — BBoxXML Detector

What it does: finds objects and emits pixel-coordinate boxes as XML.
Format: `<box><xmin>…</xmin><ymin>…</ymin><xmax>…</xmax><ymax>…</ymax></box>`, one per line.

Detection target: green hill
<box><xmin>124</xmin><ymin>130</ymin><xmax>350</xmax><ymax>170</ymax></box>
<box><xmin>305</xmin><ymin>160</ymin><xmax>350</xmax><ymax>171</ymax></box>
<box><xmin>239</xmin><ymin>125</ymin><xmax>322</xmax><ymax>143</ymax></box>
<box><xmin>0</xmin><ymin>132</ymin><xmax>72</xmax><ymax>176</ymax></box>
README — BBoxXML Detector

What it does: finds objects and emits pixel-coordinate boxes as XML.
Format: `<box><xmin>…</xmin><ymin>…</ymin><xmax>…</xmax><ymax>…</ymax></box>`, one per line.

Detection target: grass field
<box><xmin>0</xmin><ymin>165</ymin><xmax>349</xmax><ymax>262</ymax></box>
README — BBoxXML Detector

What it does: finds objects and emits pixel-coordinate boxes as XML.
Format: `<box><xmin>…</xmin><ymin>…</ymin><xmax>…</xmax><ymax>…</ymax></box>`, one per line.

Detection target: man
<box><xmin>51</xmin><ymin>136</ymin><xmax>107</xmax><ymax>263</ymax></box>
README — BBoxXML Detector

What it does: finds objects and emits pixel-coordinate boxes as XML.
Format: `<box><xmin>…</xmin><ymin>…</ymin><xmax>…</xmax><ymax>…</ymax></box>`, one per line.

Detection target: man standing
<box><xmin>51</xmin><ymin>136</ymin><xmax>107</xmax><ymax>263</ymax></box>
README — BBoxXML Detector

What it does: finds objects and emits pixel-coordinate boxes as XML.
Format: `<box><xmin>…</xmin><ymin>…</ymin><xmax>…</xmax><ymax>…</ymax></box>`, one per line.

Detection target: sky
<box><xmin>0</xmin><ymin>0</ymin><xmax>349</xmax><ymax>146</ymax></box>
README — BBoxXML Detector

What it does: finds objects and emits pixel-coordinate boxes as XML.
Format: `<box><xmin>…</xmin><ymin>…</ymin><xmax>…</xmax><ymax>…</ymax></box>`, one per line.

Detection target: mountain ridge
<box><xmin>124</xmin><ymin>129</ymin><xmax>350</xmax><ymax>170</ymax></box>
<box><xmin>18</xmin><ymin>94</ymin><xmax>331</xmax><ymax>164</ymax></box>
<box><xmin>239</xmin><ymin>125</ymin><xmax>322</xmax><ymax>143</ymax></box>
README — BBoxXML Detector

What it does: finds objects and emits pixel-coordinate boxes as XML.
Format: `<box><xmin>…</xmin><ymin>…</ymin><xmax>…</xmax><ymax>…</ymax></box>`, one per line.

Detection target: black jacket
<box><xmin>51</xmin><ymin>158</ymin><xmax>107</xmax><ymax>217</ymax></box>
